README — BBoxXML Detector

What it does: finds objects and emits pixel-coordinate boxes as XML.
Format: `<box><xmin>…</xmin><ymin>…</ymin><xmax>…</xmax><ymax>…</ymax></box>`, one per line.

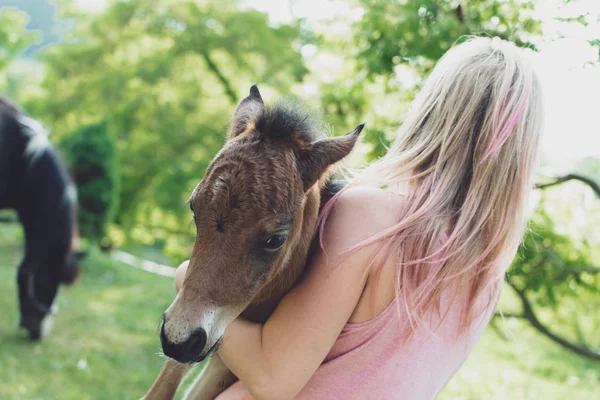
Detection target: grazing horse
<box><xmin>143</xmin><ymin>85</ymin><xmax>363</xmax><ymax>400</ymax></box>
<box><xmin>0</xmin><ymin>98</ymin><xmax>86</xmax><ymax>340</ymax></box>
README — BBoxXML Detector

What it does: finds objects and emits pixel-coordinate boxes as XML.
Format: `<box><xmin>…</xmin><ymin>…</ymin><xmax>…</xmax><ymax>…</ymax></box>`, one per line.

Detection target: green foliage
<box><xmin>25</xmin><ymin>0</ymin><xmax>308</xmax><ymax>258</ymax></box>
<box><xmin>511</xmin><ymin>205</ymin><xmax>599</xmax><ymax>307</ymax></box>
<box><xmin>507</xmin><ymin>195</ymin><xmax>600</xmax><ymax>351</ymax></box>
<box><xmin>60</xmin><ymin>121</ymin><xmax>119</xmax><ymax>242</ymax></box>
<box><xmin>363</xmin><ymin>127</ymin><xmax>392</xmax><ymax>162</ymax></box>
<box><xmin>0</xmin><ymin>8</ymin><xmax>40</xmax><ymax>71</ymax></box>
<box><xmin>314</xmin><ymin>0</ymin><xmax>542</xmax><ymax>162</ymax></box>
<box><xmin>0</xmin><ymin>0</ymin><xmax>64</xmax><ymax>54</ymax></box>
<box><xmin>355</xmin><ymin>0</ymin><xmax>541</xmax><ymax>78</ymax></box>
<box><xmin>16</xmin><ymin>0</ymin><xmax>550</xmax><ymax>258</ymax></box>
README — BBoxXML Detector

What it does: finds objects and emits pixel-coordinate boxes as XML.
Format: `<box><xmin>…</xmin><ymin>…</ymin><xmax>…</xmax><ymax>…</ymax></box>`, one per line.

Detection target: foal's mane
<box><xmin>253</xmin><ymin>100</ymin><xmax>327</xmax><ymax>144</ymax></box>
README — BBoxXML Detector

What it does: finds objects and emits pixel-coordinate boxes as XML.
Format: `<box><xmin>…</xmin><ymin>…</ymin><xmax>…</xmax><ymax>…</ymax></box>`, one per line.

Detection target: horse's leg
<box><xmin>30</xmin><ymin>256</ymin><xmax>62</xmax><ymax>339</ymax></box>
<box><xmin>142</xmin><ymin>358</ymin><xmax>193</xmax><ymax>400</ymax></box>
<box><xmin>183</xmin><ymin>354</ymin><xmax>236</xmax><ymax>400</ymax></box>
<box><xmin>16</xmin><ymin>260</ymin><xmax>49</xmax><ymax>340</ymax></box>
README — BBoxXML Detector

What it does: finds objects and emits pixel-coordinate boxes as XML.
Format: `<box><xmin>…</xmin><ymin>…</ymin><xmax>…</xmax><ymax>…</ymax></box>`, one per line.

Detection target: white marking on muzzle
<box><xmin>164</xmin><ymin>296</ymin><xmax>238</xmax><ymax>352</ymax></box>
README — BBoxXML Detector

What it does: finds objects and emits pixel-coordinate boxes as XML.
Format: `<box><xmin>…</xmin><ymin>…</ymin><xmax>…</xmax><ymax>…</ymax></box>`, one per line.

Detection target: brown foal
<box><xmin>143</xmin><ymin>85</ymin><xmax>363</xmax><ymax>399</ymax></box>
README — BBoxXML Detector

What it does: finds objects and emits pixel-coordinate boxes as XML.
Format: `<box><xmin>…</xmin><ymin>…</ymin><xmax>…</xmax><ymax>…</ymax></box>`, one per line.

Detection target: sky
<box><xmin>73</xmin><ymin>0</ymin><xmax>600</xmax><ymax>164</ymax></box>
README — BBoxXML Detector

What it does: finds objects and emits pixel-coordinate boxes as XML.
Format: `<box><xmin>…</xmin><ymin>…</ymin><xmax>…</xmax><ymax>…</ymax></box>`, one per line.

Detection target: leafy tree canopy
<box><xmin>26</xmin><ymin>0</ymin><xmax>309</xmax><ymax>257</ymax></box>
<box><xmin>0</xmin><ymin>8</ymin><xmax>41</xmax><ymax>71</ymax></box>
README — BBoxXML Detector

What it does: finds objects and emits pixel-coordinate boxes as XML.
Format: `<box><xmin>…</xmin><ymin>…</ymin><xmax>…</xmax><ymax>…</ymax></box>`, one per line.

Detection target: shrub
<box><xmin>60</xmin><ymin>121</ymin><xmax>119</xmax><ymax>243</ymax></box>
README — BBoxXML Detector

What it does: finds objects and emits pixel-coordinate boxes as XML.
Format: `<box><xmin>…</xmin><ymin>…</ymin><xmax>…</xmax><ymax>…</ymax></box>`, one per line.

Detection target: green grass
<box><xmin>0</xmin><ymin>224</ymin><xmax>598</xmax><ymax>399</ymax></box>
<box><xmin>439</xmin><ymin>322</ymin><xmax>599</xmax><ymax>399</ymax></box>
<box><xmin>0</xmin><ymin>225</ymin><xmax>181</xmax><ymax>400</ymax></box>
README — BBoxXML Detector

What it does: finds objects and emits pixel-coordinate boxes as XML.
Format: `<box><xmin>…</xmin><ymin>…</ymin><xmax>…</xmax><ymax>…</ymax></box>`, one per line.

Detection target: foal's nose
<box><xmin>160</xmin><ymin>320</ymin><xmax>207</xmax><ymax>364</ymax></box>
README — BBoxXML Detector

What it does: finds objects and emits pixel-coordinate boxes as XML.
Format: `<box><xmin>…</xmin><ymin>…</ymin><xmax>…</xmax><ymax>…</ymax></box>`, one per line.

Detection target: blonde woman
<box><xmin>176</xmin><ymin>37</ymin><xmax>544</xmax><ymax>399</ymax></box>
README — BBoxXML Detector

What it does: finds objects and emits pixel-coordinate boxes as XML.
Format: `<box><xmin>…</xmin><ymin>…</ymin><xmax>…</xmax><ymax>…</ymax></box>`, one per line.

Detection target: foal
<box><xmin>143</xmin><ymin>86</ymin><xmax>363</xmax><ymax>399</ymax></box>
<box><xmin>0</xmin><ymin>98</ymin><xmax>86</xmax><ymax>340</ymax></box>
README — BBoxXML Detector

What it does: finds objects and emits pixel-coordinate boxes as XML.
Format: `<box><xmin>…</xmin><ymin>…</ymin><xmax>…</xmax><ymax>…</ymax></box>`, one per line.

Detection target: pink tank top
<box><xmin>216</xmin><ymin>288</ymin><xmax>495</xmax><ymax>400</ymax></box>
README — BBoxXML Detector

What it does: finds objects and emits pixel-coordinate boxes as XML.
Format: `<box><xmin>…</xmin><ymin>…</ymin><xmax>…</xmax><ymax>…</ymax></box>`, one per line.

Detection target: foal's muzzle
<box><xmin>160</xmin><ymin>319</ymin><xmax>207</xmax><ymax>364</ymax></box>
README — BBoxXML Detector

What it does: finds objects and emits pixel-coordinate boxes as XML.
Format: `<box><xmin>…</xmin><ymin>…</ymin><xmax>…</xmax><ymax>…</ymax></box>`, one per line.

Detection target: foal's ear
<box><xmin>299</xmin><ymin>123</ymin><xmax>364</xmax><ymax>191</ymax></box>
<box><xmin>227</xmin><ymin>85</ymin><xmax>264</xmax><ymax>139</ymax></box>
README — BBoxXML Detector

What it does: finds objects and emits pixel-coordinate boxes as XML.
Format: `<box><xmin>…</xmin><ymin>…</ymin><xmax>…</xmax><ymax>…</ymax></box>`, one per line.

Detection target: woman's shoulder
<box><xmin>324</xmin><ymin>186</ymin><xmax>403</xmax><ymax>247</ymax></box>
<box><xmin>335</xmin><ymin>185</ymin><xmax>402</xmax><ymax>223</ymax></box>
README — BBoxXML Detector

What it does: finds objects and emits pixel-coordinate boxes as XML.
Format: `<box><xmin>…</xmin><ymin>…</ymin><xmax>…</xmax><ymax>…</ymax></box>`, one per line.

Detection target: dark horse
<box><xmin>0</xmin><ymin>98</ymin><xmax>86</xmax><ymax>340</ymax></box>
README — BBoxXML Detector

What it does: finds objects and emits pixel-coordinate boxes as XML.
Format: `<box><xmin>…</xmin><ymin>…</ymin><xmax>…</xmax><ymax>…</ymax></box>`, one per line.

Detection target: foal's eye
<box><xmin>263</xmin><ymin>233</ymin><xmax>288</xmax><ymax>252</ymax></box>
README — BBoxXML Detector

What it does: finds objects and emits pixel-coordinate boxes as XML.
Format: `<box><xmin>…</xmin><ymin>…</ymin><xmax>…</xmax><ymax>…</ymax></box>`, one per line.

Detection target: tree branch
<box><xmin>553</xmin><ymin>265</ymin><xmax>600</xmax><ymax>282</ymax></box>
<box><xmin>536</xmin><ymin>174</ymin><xmax>600</xmax><ymax>198</ymax></box>
<box><xmin>489</xmin><ymin>317</ymin><xmax>511</xmax><ymax>341</ymax></box>
<box><xmin>455</xmin><ymin>4</ymin><xmax>465</xmax><ymax>24</ymax></box>
<box><xmin>505</xmin><ymin>276</ymin><xmax>600</xmax><ymax>361</ymax></box>
<box><xmin>494</xmin><ymin>312</ymin><xmax>526</xmax><ymax>319</ymax></box>
<box><xmin>200</xmin><ymin>50</ymin><xmax>238</xmax><ymax>104</ymax></box>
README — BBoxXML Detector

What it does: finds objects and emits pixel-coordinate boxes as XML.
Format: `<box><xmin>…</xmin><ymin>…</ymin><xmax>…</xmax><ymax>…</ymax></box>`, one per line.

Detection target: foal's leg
<box><xmin>183</xmin><ymin>355</ymin><xmax>236</xmax><ymax>400</ymax></box>
<box><xmin>142</xmin><ymin>358</ymin><xmax>193</xmax><ymax>400</ymax></box>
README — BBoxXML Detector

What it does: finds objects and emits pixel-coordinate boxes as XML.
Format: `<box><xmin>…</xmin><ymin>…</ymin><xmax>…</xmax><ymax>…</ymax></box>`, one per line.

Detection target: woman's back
<box><xmin>296</xmin><ymin>187</ymin><xmax>497</xmax><ymax>399</ymax></box>
<box><xmin>220</xmin><ymin>280</ymin><xmax>495</xmax><ymax>400</ymax></box>
<box><xmin>295</xmin><ymin>283</ymin><xmax>494</xmax><ymax>399</ymax></box>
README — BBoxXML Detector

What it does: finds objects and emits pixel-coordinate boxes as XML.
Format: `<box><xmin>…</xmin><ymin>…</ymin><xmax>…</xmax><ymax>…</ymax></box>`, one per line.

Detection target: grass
<box><xmin>0</xmin><ymin>224</ymin><xmax>182</xmax><ymax>400</ymax></box>
<box><xmin>0</xmin><ymin>224</ymin><xmax>598</xmax><ymax>399</ymax></box>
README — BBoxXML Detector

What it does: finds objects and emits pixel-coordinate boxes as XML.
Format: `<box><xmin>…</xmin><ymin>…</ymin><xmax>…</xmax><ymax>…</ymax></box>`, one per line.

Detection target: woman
<box><xmin>176</xmin><ymin>37</ymin><xmax>544</xmax><ymax>399</ymax></box>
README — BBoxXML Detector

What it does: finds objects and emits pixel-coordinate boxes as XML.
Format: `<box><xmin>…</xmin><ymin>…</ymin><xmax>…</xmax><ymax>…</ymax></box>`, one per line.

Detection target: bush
<box><xmin>60</xmin><ymin>121</ymin><xmax>119</xmax><ymax>243</ymax></box>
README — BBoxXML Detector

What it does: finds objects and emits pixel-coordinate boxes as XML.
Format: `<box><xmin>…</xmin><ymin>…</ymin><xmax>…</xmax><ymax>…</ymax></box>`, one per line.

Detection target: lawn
<box><xmin>0</xmin><ymin>224</ymin><xmax>203</xmax><ymax>400</ymax></box>
<box><xmin>0</xmin><ymin>224</ymin><xmax>598</xmax><ymax>399</ymax></box>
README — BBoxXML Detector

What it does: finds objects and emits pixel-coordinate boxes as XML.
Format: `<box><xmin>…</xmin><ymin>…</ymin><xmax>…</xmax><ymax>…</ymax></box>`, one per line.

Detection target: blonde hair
<box><xmin>321</xmin><ymin>37</ymin><xmax>545</xmax><ymax>334</ymax></box>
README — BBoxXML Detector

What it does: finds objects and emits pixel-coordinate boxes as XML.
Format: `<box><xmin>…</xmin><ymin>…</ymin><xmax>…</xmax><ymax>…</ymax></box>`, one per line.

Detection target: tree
<box><xmin>0</xmin><ymin>0</ymin><xmax>64</xmax><ymax>55</ymax></box>
<box><xmin>25</xmin><ymin>0</ymin><xmax>308</xmax><ymax>258</ymax></box>
<box><xmin>502</xmin><ymin>175</ymin><xmax>600</xmax><ymax>360</ymax></box>
<box><xmin>0</xmin><ymin>8</ymin><xmax>40</xmax><ymax>72</ymax></box>
<box><xmin>60</xmin><ymin>121</ymin><xmax>119</xmax><ymax>244</ymax></box>
<box><xmin>306</xmin><ymin>0</ymin><xmax>542</xmax><ymax>161</ymax></box>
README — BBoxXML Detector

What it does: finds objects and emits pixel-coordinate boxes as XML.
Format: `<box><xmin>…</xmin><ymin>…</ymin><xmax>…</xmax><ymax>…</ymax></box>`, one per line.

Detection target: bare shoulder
<box><xmin>323</xmin><ymin>186</ymin><xmax>402</xmax><ymax>251</ymax></box>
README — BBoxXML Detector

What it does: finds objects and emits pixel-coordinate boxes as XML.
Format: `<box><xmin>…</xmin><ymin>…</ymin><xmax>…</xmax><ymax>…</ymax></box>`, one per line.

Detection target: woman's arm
<box><xmin>217</xmin><ymin>188</ymin><xmax>391</xmax><ymax>400</ymax></box>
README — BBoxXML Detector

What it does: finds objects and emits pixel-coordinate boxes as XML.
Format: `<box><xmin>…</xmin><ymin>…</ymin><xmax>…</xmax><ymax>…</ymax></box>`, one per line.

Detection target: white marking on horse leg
<box><xmin>40</xmin><ymin>298</ymin><xmax>59</xmax><ymax>339</ymax></box>
<box><xmin>40</xmin><ymin>313</ymin><xmax>54</xmax><ymax>338</ymax></box>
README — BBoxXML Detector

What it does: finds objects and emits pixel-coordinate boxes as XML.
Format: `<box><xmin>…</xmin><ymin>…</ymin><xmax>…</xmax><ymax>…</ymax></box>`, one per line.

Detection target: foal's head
<box><xmin>160</xmin><ymin>86</ymin><xmax>362</xmax><ymax>363</ymax></box>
